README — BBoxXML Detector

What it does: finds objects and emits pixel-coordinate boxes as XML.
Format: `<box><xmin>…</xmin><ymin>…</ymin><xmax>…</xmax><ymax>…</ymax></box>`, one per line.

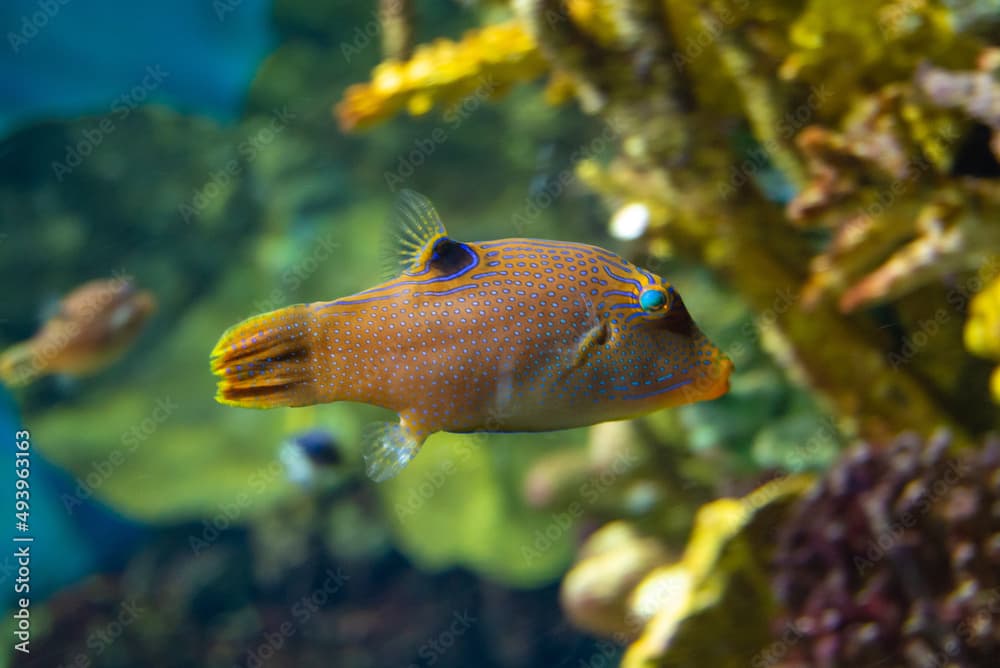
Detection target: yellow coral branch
<box><xmin>965</xmin><ymin>273</ymin><xmax>1000</xmax><ymax>402</ymax></box>
<box><xmin>623</xmin><ymin>476</ymin><xmax>813</xmax><ymax>667</ymax></box>
<box><xmin>335</xmin><ymin>20</ymin><xmax>548</xmax><ymax>131</ymax></box>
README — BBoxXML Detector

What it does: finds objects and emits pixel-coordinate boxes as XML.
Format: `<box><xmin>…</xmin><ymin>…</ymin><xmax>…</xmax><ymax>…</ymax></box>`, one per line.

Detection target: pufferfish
<box><xmin>211</xmin><ymin>192</ymin><xmax>732</xmax><ymax>481</ymax></box>
<box><xmin>0</xmin><ymin>277</ymin><xmax>156</xmax><ymax>387</ymax></box>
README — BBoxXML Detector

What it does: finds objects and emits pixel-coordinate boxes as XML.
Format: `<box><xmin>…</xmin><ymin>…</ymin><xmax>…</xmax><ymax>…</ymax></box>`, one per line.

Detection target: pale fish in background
<box><xmin>0</xmin><ymin>277</ymin><xmax>156</xmax><ymax>387</ymax></box>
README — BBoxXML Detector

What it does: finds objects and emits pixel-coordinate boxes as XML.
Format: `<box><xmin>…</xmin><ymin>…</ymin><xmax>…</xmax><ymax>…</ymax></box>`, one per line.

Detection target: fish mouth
<box><xmin>620</xmin><ymin>356</ymin><xmax>732</xmax><ymax>405</ymax></box>
<box><xmin>699</xmin><ymin>356</ymin><xmax>733</xmax><ymax>401</ymax></box>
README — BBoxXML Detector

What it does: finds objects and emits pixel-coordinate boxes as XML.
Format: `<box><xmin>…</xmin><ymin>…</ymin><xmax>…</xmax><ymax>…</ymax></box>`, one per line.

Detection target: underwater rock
<box><xmin>771</xmin><ymin>430</ymin><xmax>1000</xmax><ymax>668</ymax></box>
<box><xmin>560</xmin><ymin>520</ymin><xmax>672</xmax><ymax>638</ymax></box>
<box><xmin>554</xmin><ymin>0</ymin><xmax>982</xmax><ymax>438</ymax></box>
<box><xmin>787</xmin><ymin>89</ymin><xmax>929</xmax><ymax>224</ymax></box>
<box><xmin>31</xmin><ymin>520</ymin><xmax>606</xmax><ymax>668</ymax></box>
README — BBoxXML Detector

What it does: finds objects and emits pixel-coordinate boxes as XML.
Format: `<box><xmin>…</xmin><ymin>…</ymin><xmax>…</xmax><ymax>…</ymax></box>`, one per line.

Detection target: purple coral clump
<box><xmin>770</xmin><ymin>430</ymin><xmax>1000</xmax><ymax>668</ymax></box>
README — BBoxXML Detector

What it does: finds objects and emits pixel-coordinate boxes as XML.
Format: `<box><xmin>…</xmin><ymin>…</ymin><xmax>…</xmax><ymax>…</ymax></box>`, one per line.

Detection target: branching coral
<box><xmin>916</xmin><ymin>48</ymin><xmax>1000</xmax><ymax>161</ymax></box>
<box><xmin>786</xmin><ymin>76</ymin><xmax>1000</xmax><ymax>314</ymax></box>
<box><xmin>378</xmin><ymin>0</ymin><xmax>414</xmax><ymax>62</ymax></box>
<box><xmin>780</xmin><ymin>0</ymin><xmax>972</xmax><ymax>110</ymax></box>
<box><xmin>802</xmin><ymin>177</ymin><xmax>1000</xmax><ymax>313</ymax></box>
<box><xmin>335</xmin><ymin>19</ymin><xmax>547</xmax><ymax>131</ymax></box>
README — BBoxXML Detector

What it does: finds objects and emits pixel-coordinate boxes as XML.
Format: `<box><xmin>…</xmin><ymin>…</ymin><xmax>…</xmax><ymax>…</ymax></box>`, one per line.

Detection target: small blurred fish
<box><xmin>211</xmin><ymin>192</ymin><xmax>732</xmax><ymax>482</ymax></box>
<box><xmin>279</xmin><ymin>428</ymin><xmax>344</xmax><ymax>488</ymax></box>
<box><xmin>0</xmin><ymin>277</ymin><xmax>156</xmax><ymax>387</ymax></box>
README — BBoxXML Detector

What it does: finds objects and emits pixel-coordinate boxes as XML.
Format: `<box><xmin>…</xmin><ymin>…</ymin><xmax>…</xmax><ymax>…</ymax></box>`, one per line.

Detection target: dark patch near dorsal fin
<box><xmin>428</xmin><ymin>237</ymin><xmax>476</xmax><ymax>274</ymax></box>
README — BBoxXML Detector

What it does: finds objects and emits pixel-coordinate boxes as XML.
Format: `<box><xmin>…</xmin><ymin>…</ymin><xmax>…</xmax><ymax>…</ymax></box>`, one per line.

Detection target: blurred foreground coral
<box><xmin>965</xmin><ymin>274</ymin><xmax>1000</xmax><ymax>401</ymax></box>
<box><xmin>772</xmin><ymin>431</ymin><xmax>1000</xmax><ymax>668</ymax></box>
<box><xmin>335</xmin><ymin>19</ymin><xmax>547</xmax><ymax>131</ymax></box>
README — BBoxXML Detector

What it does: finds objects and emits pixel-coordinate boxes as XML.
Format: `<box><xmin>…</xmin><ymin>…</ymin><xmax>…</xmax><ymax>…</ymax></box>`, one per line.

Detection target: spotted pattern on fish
<box><xmin>211</xmin><ymin>192</ymin><xmax>732</xmax><ymax>481</ymax></box>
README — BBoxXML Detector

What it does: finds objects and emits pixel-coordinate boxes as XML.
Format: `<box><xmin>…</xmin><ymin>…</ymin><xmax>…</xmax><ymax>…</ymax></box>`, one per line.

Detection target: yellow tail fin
<box><xmin>0</xmin><ymin>343</ymin><xmax>39</xmax><ymax>387</ymax></box>
<box><xmin>210</xmin><ymin>305</ymin><xmax>319</xmax><ymax>409</ymax></box>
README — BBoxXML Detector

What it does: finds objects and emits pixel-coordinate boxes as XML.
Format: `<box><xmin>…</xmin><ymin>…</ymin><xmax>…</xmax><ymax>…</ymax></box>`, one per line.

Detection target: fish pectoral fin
<box><xmin>566</xmin><ymin>321</ymin><xmax>609</xmax><ymax>371</ymax></box>
<box><xmin>362</xmin><ymin>420</ymin><xmax>424</xmax><ymax>482</ymax></box>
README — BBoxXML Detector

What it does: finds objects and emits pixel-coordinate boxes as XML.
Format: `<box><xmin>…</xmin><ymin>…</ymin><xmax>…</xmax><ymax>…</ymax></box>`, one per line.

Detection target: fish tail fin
<box><xmin>210</xmin><ymin>304</ymin><xmax>322</xmax><ymax>409</ymax></box>
<box><xmin>0</xmin><ymin>343</ymin><xmax>39</xmax><ymax>387</ymax></box>
<box><xmin>363</xmin><ymin>420</ymin><xmax>423</xmax><ymax>482</ymax></box>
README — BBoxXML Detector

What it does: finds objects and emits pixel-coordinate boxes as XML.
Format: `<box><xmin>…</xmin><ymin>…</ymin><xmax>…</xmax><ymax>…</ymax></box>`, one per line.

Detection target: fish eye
<box><xmin>639</xmin><ymin>288</ymin><xmax>668</xmax><ymax>312</ymax></box>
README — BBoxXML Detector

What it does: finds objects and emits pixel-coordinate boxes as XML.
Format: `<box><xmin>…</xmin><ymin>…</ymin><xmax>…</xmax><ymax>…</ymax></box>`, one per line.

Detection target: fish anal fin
<box><xmin>381</xmin><ymin>190</ymin><xmax>448</xmax><ymax>280</ymax></box>
<box><xmin>362</xmin><ymin>419</ymin><xmax>424</xmax><ymax>482</ymax></box>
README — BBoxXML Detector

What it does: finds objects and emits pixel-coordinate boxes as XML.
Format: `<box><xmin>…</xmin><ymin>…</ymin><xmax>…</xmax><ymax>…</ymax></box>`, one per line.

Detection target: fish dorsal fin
<box><xmin>381</xmin><ymin>190</ymin><xmax>449</xmax><ymax>279</ymax></box>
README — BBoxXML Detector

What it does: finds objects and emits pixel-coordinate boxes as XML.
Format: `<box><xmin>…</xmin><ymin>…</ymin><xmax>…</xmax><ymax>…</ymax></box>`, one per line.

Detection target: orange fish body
<box><xmin>0</xmin><ymin>278</ymin><xmax>156</xmax><ymax>387</ymax></box>
<box><xmin>212</xmin><ymin>192</ymin><xmax>731</xmax><ymax>480</ymax></box>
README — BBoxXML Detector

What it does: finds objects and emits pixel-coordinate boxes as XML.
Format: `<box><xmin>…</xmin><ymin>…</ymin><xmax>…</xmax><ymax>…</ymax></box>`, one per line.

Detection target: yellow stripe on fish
<box><xmin>211</xmin><ymin>191</ymin><xmax>732</xmax><ymax>481</ymax></box>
